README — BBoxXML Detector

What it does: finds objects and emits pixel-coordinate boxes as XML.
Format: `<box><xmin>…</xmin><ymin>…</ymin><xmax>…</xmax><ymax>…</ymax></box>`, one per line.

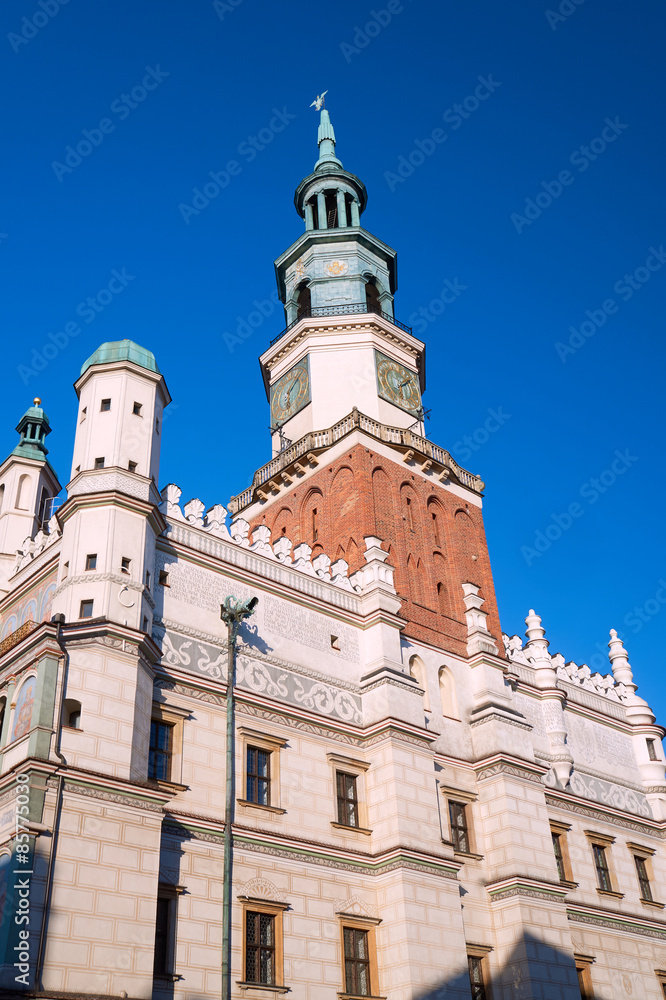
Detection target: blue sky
<box><xmin>1</xmin><ymin>0</ymin><xmax>665</xmax><ymax>718</ymax></box>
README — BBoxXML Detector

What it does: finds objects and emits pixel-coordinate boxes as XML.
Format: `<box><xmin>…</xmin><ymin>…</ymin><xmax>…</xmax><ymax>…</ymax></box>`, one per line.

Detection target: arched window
<box><xmin>15</xmin><ymin>474</ymin><xmax>30</xmax><ymax>510</ymax></box>
<box><xmin>296</xmin><ymin>282</ymin><xmax>311</xmax><ymax>319</ymax></box>
<box><xmin>365</xmin><ymin>280</ymin><xmax>381</xmax><ymax>314</ymax></box>
<box><xmin>409</xmin><ymin>656</ymin><xmax>430</xmax><ymax>711</ymax></box>
<box><xmin>439</xmin><ymin>666</ymin><xmax>458</xmax><ymax>719</ymax></box>
<box><xmin>0</xmin><ymin>696</ymin><xmax>6</xmax><ymax>745</ymax></box>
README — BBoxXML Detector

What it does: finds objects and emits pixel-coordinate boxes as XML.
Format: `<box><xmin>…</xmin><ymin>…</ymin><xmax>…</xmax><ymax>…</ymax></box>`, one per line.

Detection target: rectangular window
<box><xmin>62</xmin><ymin>561</ymin><xmax>69</xmax><ymax>580</ymax></box>
<box><xmin>337</xmin><ymin>772</ymin><xmax>359</xmax><ymax>828</ymax></box>
<box><xmin>133</xmin><ymin>401</ymin><xmax>142</xmax><ymax>415</ymax></box>
<box><xmin>149</xmin><ymin>720</ymin><xmax>173</xmax><ymax>781</ymax></box>
<box><xmin>635</xmin><ymin>855</ymin><xmax>653</xmax><ymax>901</ymax></box>
<box><xmin>121</xmin><ymin>557</ymin><xmax>131</xmax><ymax>574</ymax></box>
<box><xmin>449</xmin><ymin>800</ymin><xmax>470</xmax><ymax>854</ymax></box>
<box><xmin>79</xmin><ymin>599</ymin><xmax>93</xmax><ymax>619</ymax></box>
<box><xmin>247</xmin><ymin>746</ymin><xmax>271</xmax><ymax>806</ymax></box>
<box><xmin>100</xmin><ymin>398</ymin><xmax>111</xmax><ymax>411</ymax></box>
<box><xmin>154</xmin><ymin>896</ymin><xmax>170</xmax><ymax>975</ymax></box>
<box><xmin>85</xmin><ymin>553</ymin><xmax>97</xmax><ymax>571</ymax></box>
<box><xmin>647</xmin><ymin>738</ymin><xmax>658</xmax><ymax>761</ymax></box>
<box><xmin>552</xmin><ymin>832</ymin><xmax>566</xmax><ymax>882</ymax></box>
<box><xmin>245</xmin><ymin>911</ymin><xmax>275</xmax><ymax>985</ymax></box>
<box><xmin>94</xmin><ymin>457</ymin><xmax>105</xmax><ymax>469</ymax></box>
<box><xmin>343</xmin><ymin>926</ymin><xmax>370</xmax><ymax>997</ymax></box>
<box><xmin>577</xmin><ymin>964</ymin><xmax>593</xmax><ymax>999</ymax></box>
<box><xmin>128</xmin><ymin>461</ymin><xmax>138</xmax><ymax>474</ymax></box>
<box><xmin>592</xmin><ymin>844</ymin><xmax>612</xmax><ymax>892</ymax></box>
<box><xmin>468</xmin><ymin>955</ymin><xmax>487</xmax><ymax>1000</ymax></box>
<box><xmin>145</xmin><ymin>570</ymin><xmax>151</xmax><ymax>590</ymax></box>
<box><xmin>159</xmin><ymin>570</ymin><xmax>169</xmax><ymax>586</ymax></box>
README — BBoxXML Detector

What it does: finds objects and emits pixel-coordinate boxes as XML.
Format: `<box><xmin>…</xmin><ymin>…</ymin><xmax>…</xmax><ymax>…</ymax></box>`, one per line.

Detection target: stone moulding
<box><xmin>545</xmin><ymin>791</ymin><xmax>666</xmax><ymax>839</ymax></box>
<box><xmin>485</xmin><ymin>876</ymin><xmax>571</xmax><ymax>904</ymax></box>
<box><xmin>567</xmin><ymin>903</ymin><xmax>666</xmax><ymax>940</ymax></box>
<box><xmin>164</xmin><ymin>812</ymin><xmax>460</xmax><ymax>878</ymax></box>
<box><xmin>228</xmin><ymin>406</ymin><xmax>484</xmax><ymax>514</ymax></box>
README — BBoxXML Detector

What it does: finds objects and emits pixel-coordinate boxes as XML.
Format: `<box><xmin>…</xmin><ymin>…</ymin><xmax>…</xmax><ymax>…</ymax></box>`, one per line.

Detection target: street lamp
<box><xmin>219</xmin><ymin>595</ymin><xmax>258</xmax><ymax>1000</ymax></box>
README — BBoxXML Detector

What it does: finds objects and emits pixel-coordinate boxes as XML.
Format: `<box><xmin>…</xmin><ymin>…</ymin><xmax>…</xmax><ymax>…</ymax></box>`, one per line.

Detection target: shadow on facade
<box><xmin>415</xmin><ymin>932</ymin><xmax>585</xmax><ymax>1000</ymax></box>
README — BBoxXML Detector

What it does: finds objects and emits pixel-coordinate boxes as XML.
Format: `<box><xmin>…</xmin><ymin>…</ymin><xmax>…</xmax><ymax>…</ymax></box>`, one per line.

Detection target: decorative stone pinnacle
<box><xmin>608</xmin><ymin>629</ymin><xmax>635</xmax><ymax>690</ymax></box>
<box><xmin>525</xmin><ymin>609</ymin><xmax>548</xmax><ymax>646</ymax></box>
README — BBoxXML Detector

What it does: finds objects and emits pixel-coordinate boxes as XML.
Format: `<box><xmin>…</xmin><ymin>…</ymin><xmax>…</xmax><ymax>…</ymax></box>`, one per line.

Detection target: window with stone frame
<box><xmin>627</xmin><ymin>842</ymin><xmax>661</xmax><ymax>905</ymax></box>
<box><xmin>449</xmin><ymin>800</ymin><xmax>470</xmax><ymax>854</ymax></box>
<box><xmin>585</xmin><ymin>831</ymin><xmax>620</xmax><ymax>896</ymax></box>
<box><xmin>153</xmin><ymin>883</ymin><xmax>182</xmax><ymax>979</ymax></box>
<box><xmin>328</xmin><ymin>753</ymin><xmax>371</xmax><ymax>835</ymax></box>
<box><xmin>238</xmin><ymin>728</ymin><xmax>287</xmax><ymax>813</ymax></box>
<box><xmin>466</xmin><ymin>945</ymin><xmax>493</xmax><ymax>1000</ymax></box>
<box><xmin>550</xmin><ymin>820</ymin><xmax>573</xmax><ymax>883</ymax></box>
<box><xmin>239</xmin><ymin>897</ymin><xmax>287</xmax><ymax>990</ymax></box>
<box><xmin>337</xmin><ymin>914</ymin><xmax>380</xmax><ymax>999</ymax></box>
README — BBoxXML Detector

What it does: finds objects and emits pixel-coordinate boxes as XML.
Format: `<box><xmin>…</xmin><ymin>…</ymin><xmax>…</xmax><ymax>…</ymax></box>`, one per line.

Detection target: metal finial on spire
<box><xmin>309</xmin><ymin>91</ymin><xmax>328</xmax><ymax>111</ymax></box>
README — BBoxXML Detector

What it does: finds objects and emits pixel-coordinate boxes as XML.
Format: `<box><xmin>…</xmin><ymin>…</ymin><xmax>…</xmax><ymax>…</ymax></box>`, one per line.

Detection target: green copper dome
<box><xmin>80</xmin><ymin>340</ymin><xmax>160</xmax><ymax>377</ymax></box>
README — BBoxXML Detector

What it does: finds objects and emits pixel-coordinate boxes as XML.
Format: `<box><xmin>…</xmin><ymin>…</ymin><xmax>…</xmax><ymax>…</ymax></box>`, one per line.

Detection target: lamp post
<box><xmin>219</xmin><ymin>595</ymin><xmax>258</xmax><ymax>1000</ymax></box>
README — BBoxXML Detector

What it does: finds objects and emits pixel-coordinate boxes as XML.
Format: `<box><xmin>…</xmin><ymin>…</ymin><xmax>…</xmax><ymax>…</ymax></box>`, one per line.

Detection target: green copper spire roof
<box><xmin>80</xmin><ymin>340</ymin><xmax>160</xmax><ymax>377</ymax></box>
<box><xmin>315</xmin><ymin>108</ymin><xmax>343</xmax><ymax>172</ymax></box>
<box><xmin>11</xmin><ymin>398</ymin><xmax>51</xmax><ymax>461</ymax></box>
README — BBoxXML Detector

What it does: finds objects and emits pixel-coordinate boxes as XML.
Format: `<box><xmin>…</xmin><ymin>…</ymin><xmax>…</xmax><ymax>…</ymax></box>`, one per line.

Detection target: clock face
<box><xmin>375</xmin><ymin>350</ymin><xmax>421</xmax><ymax>416</ymax></box>
<box><xmin>270</xmin><ymin>358</ymin><xmax>311</xmax><ymax>425</ymax></box>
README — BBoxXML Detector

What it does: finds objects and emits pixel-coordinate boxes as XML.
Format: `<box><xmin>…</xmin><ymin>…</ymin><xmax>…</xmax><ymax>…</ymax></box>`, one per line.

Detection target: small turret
<box><xmin>0</xmin><ymin>398</ymin><xmax>61</xmax><ymax>589</ymax></box>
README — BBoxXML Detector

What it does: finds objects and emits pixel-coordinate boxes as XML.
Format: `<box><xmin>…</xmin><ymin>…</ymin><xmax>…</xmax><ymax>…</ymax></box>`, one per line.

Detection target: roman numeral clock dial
<box><xmin>375</xmin><ymin>350</ymin><xmax>421</xmax><ymax>417</ymax></box>
<box><xmin>270</xmin><ymin>358</ymin><xmax>311</xmax><ymax>425</ymax></box>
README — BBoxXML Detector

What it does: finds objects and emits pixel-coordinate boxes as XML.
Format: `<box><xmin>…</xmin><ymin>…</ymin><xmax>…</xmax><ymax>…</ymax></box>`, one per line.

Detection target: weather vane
<box><xmin>309</xmin><ymin>91</ymin><xmax>328</xmax><ymax>111</ymax></box>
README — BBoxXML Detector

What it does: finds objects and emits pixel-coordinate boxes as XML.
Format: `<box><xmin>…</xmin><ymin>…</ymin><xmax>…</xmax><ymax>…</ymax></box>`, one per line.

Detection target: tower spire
<box><xmin>315</xmin><ymin>107</ymin><xmax>342</xmax><ymax>172</ymax></box>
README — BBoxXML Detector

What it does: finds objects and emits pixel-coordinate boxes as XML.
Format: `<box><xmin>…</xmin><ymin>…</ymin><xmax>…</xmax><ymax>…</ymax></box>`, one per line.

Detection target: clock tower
<box><xmin>262</xmin><ymin>105</ymin><xmax>425</xmax><ymax>455</ymax></box>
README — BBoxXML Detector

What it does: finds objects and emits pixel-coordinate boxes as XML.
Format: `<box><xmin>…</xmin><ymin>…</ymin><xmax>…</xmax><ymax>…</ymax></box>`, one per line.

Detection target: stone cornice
<box><xmin>567</xmin><ymin>901</ymin><xmax>666</xmax><ymax>939</ymax></box>
<box><xmin>485</xmin><ymin>875</ymin><xmax>570</xmax><ymax>904</ymax></box>
<box><xmin>58</xmin><ymin>484</ymin><xmax>165</xmax><ymax>536</ymax></box>
<box><xmin>545</xmin><ymin>790</ymin><xmax>666</xmax><ymax>838</ymax></box>
<box><xmin>0</xmin><ymin>548</ymin><xmax>59</xmax><ymax>607</ymax></box>
<box><xmin>473</xmin><ymin>754</ymin><xmax>550</xmax><ymax>785</ymax></box>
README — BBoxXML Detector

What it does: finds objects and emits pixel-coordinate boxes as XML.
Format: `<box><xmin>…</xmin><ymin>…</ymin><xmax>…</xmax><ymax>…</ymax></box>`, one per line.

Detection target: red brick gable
<box><xmin>250</xmin><ymin>443</ymin><xmax>504</xmax><ymax>658</ymax></box>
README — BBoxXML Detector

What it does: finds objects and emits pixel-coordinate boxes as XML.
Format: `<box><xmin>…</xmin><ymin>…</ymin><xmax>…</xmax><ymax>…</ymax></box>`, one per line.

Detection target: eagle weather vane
<box><xmin>309</xmin><ymin>90</ymin><xmax>328</xmax><ymax>111</ymax></box>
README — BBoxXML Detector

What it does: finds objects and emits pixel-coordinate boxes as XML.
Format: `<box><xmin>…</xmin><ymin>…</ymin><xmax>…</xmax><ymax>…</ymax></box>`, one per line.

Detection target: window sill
<box><xmin>454</xmin><ymin>850</ymin><xmax>484</xmax><ymax>862</ymax></box>
<box><xmin>154</xmin><ymin>973</ymin><xmax>182</xmax><ymax>982</ymax></box>
<box><xmin>147</xmin><ymin>779</ymin><xmax>188</xmax><ymax>793</ymax></box>
<box><xmin>596</xmin><ymin>888</ymin><xmax>624</xmax><ymax>899</ymax></box>
<box><xmin>558</xmin><ymin>880</ymin><xmax>579</xmax><ymax>891</ymax></box>
<box><xmin>237</xmin><ymin>983</ymin><xmax>290</xmax><ymax>994</ymax></box>
<box><xmin>331</xmin><ymin>821</ymin><xmax>372</xmax><ymax>836</ymax></box>
<box><xmin>640</xmin><ymin>897</ymin><xmax>665</xmax><ymax>909</ymax></box>
<box><xmin>338</xmin><ymin>994</ymin><xmax>387</xmax><ymax>1000</ymax></box>
<box><xmin>237</xmin><ymin>799</ymin><xmax>286</xmax><ymax>815</ymax></box>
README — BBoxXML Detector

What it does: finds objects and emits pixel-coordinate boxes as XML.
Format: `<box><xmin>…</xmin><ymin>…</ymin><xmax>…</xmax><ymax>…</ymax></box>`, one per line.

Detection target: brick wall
<box><xmin>250</xmin><ymin>444</ymin><xmax>504</xmax><ymax>657</ymax></box>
